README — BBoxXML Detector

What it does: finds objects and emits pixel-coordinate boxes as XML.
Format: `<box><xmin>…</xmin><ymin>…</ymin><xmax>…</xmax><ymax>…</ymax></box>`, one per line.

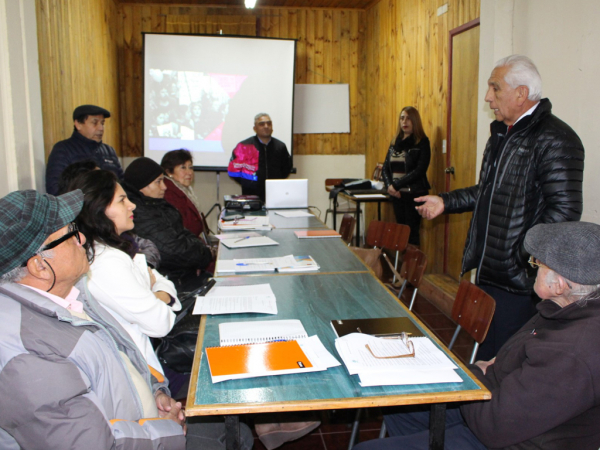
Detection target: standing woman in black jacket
<box><xmin>382</xmin><ymin>106</ymin><xmax>431</xmax><ymax>246</ymax></box>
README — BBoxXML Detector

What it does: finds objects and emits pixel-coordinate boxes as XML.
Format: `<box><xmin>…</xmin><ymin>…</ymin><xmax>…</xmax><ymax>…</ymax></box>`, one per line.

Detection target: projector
<box><xmin>224</xmin><ymin>195</ymin><xmax>263</xmax><ymax>211</ymax></box>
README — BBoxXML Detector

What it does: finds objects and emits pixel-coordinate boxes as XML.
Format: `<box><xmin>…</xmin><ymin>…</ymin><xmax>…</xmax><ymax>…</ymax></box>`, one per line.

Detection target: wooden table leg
<box><xmin>429</xmin><ymin>403</ymin><xmax>446</xmax><ymax>450</ymax></box>
<box><xmin>225</xmin><ymin>415</ymin><xmax>240</xmax><ymax>450</ymax></box>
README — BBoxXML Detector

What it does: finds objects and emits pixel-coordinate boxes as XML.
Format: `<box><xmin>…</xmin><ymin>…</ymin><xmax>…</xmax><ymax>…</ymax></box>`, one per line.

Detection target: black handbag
<box><xmin>155</xmin><ymin>313</ymin><xmax>199</xmax><ymax>374</ymax></box>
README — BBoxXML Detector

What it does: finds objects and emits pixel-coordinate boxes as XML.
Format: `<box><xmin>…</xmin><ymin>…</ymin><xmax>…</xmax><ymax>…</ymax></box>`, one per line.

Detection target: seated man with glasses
<box><xmin>227</xmin><ymin>112</ymin><xmax>292</xmax><ymax>201</ymax></box>
<box><xmin>0</xmin><ymin>190</ymin><xmax>186</xmax><ymax>449</ymax></box>
<box><xmin>354</xmin><ymin>221</ymin><xmax>600</xmax><ymax>450</ymax></box>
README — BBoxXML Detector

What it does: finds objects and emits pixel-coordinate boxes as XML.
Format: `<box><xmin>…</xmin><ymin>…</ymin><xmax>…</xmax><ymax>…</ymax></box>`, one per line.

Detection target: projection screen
<box><xmin>143</xmin><ymin>33</ymin><xmax>296</xmax><ymax>171</ymax></box>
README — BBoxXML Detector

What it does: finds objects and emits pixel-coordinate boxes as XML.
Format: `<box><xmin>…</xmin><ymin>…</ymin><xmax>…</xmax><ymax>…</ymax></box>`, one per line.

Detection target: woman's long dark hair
<box><xmin>68</xmin><ymin>170</ymin><xmax>133</xmax><ymax>262</ymax></box>
<box><xmin>393</xmin><ymin>106</ymin><xmax>426</xmax><ymax>144</ymax></box>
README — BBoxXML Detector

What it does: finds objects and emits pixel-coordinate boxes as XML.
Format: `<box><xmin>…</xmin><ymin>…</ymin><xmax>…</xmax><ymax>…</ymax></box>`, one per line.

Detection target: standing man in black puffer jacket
<box><xmin>123</xmin><ymin>157</ymin><xmax>213</xmax><ymax>293</ymax></box>
<box><xmin>415</xmin><ymin>55</ymin><xmax>584</xmax><ymax>360</ymax></box>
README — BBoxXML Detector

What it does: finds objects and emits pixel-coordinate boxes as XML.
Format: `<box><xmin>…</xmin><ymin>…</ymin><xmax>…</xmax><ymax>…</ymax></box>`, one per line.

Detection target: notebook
<box><xmin>294</xmin><ymin>230</ymin><xmax>342</xmax><ymax>239</ymax></box>
<box><xmin>219</xmin><ymin>319</ymin><xmax>308</xmax><ymax>346</ymax></box>
<box><xmin>330</xmin><ymin>317</ymin><xmax>424</xmax><ymax>338</ymax></box>
<box><xmin>206</xmin><ymin>340</ymin><xmax>320</xmax><ymax>383</ymax></box>
<box><xmin>265</xmin><ymin>179</ymin><xmax>309</xmax><ymax>209</ymax></box>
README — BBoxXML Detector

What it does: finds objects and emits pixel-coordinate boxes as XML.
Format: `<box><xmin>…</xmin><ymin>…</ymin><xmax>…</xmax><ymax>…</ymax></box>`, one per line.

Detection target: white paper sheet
<box><xmin>220</xmin><ymin>236</ymin><xmax>279</xmax><ymax>249</ymax></box>
<box><xmin>192</xmin><ymin>284</ymin><xmax>277</xmax><ymax>315</ymax></box>
<box><xmin>274</xmin><ymin>210</ymin><xmax>314</xmax><ymax>218</ymax></box>
<box><xmin>214</xmin><ymin>232</ymin><xmax>262</xmax><ymax>241</ymax></box>
<box><xmin>352</xmin><ymin>194</ymin><xmax>387</xmax><ymax>199</ymax></box>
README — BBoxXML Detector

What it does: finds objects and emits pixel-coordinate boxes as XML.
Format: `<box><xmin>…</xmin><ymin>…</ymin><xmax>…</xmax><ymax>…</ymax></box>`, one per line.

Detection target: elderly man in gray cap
<box><xmin>46</xmin><ymin>104</ymin><xmax>124</xmax><ymax>195</ymax></box>
<box><xmin>355</xmin><ymin>221</ymin><xmax>600</xmax><ymax>450</ymax></box>
<box><xmin>0</xmin><ymin>189</ymin><xmax>187</xmax><ymax>449</ymax></box>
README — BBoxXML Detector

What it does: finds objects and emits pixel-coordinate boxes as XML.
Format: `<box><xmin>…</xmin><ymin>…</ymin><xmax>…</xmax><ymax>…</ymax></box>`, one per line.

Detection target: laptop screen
<box><xmin>265</xmin><ymin>179</ymin><xmax>309</xmax><ymax>209</ymax></box>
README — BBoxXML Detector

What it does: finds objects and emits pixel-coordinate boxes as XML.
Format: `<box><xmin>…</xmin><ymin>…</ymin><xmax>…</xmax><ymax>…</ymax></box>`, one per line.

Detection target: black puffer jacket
<box><xmin>123</xmin><ymin>182</ymin><xmax>212</xmax><ymax>281</ymax></box>
<box><xmin>382</xmin><ymin>135</ymin><xmax>431</xmax><ymax>194</ymax></box>
<box><xmin>441</xmin><ymin>99</ymin><xmax>584</xmax><ymax>294</ymax></box>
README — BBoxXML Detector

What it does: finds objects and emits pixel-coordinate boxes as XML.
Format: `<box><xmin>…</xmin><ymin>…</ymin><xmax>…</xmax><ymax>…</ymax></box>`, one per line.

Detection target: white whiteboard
<box><xmin>293</xmin><ymin>84</ymin><xmax>350</xmax><ymax>134</ymax></box>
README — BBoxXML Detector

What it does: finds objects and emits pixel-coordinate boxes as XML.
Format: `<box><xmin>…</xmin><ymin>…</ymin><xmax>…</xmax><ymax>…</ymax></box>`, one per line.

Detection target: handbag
<box><xmin>350</xmin><ymin>246</ymin><xmax>384</xmax><ymax>280</ymax></box>
<box><xmin>155</xmin><ymin>313</ymin><xmax>199</xmax><ymax>374</ymax></box>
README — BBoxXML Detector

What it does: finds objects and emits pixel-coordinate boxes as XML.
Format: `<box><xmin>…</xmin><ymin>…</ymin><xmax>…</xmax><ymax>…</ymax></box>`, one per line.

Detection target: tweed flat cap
<box><xmin>0</xmin><ymin>190</ymin><xmax>83</xmax><ymax>277</ymax></box>
<box><xmin>124</xmin><ymin>157</ymin><xmax>164</xmax><ymax>191</ymax></box>
<box><xmin>524</xmin><ymin>221</ymin><xmax>600</xmax><ymax>285</ymax></box>
<box><xmin>73</xmin><ymin>104</ymin><xmax>111</xmax><ymax>121</ymax></box>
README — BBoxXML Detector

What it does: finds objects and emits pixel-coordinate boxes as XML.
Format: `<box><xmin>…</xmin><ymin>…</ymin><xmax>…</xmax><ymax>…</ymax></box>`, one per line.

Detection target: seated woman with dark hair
<box><xmin>70</xmin><ymin>170</ymin><xmax>180</xmax><ymax>374</ymax></box>
<box><xmin>160</xmin><ymin>149</ymin><xmax>205</xmax><ymax>237</ymax></box>
<box><xmin>123</xmin><ymin>157</ymin><xmax>213</xmax><ymax>293</ymax></box>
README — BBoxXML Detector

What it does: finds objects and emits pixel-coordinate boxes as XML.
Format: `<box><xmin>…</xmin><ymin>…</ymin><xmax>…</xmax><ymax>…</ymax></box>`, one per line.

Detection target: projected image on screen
<box><xmin>143</xmin><ymin>34</ymin><xmax>296</xmax><ymax>170</ymax></box>
<box><xmin>147</xmin><ymin>69</ymin><xmax>247</xmax><ymax>153</ymax></box>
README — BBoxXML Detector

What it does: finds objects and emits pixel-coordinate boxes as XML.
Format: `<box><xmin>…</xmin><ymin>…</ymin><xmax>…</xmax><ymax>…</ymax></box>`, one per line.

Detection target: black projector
<box><xmin>223</xmin><ymin>195</ymin><xmax>263</xmax><ymax>211</ymax></box>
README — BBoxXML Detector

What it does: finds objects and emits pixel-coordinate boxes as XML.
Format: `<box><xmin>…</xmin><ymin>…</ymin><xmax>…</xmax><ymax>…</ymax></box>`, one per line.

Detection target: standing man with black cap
<box><xmin>46</xmin><ymin>104</ymin><xmax>124</xmax><ymax>195</ymax></box>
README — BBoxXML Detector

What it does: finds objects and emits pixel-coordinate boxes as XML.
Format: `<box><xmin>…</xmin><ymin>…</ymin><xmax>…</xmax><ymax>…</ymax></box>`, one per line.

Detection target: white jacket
<box><xmin>87</xmin><ymin>243</ymin><xmax>181</xmax><ymax>373</ymax></box>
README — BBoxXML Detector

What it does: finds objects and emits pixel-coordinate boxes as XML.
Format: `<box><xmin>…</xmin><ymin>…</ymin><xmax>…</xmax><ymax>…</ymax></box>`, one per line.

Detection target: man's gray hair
<box><xmin>546</xmin><ymin>270</ymin><xmax>600</xmax><ymax>304</ymax></box>
<box><xmin>495</xmin><ymin>55</ymin><xmax>542</xmax><ymax>101</ymax></box>
<box><xmin>0</xmin><ymin>248</ymin><xmax>55</xmax><ymax>285</ymax></box>
<box><xmin>254</xmin><ymin>113</ymin><xmax>270</xmax><ymax>124</ymax></box>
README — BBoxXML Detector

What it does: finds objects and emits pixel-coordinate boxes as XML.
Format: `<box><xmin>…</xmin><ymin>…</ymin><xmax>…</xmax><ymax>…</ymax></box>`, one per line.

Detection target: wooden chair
<box><xmin>324</xmin><ymin>178</ymin><xmax>358</xmax><ymax>227</ymax></box>
<box><xmin>448</xmin><ymin>280</ymin><xmax>496</xmax><ymax>364</ymax></box>
<box><xmin>377</xmin><ymin>280</ymin><xmax>496</xmax><ymax>441</ymax></box>
<box><xmin>338</xmin><ymin>213</ymin><xmax>356</xmax><ymax>245</ymax></box>
<box><xmin>383</xmin><ymin>247</ymin><xmax>428</xmax><ymax>310</ymax></box>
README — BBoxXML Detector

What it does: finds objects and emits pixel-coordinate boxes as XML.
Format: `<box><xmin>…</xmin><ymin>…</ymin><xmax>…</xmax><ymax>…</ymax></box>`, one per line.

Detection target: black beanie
<box><xmin>124</xmin><ymin>157</ymin><xmax>164</xmax><ymax>191</ymax></box>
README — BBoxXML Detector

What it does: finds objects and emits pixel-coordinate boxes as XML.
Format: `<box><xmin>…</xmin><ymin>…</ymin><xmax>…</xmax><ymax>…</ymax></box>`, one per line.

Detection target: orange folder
<box><xmin>294</xmin><ymin>230</ymin><xmax>341</xmax><ymax>239</ymax></box>
<box><xmin>206</xmin><ymin>340</ymin><xmax>316</xmax><ymax>382</ymax></box>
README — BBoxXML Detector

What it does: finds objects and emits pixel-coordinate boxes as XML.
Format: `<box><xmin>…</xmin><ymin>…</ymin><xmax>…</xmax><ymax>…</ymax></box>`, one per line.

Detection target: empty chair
<box><xmin>448</xmin><ymin>280</ymin><xmax>496</xmax><ymax>364</ymax></box>
<box><xmin>382</xmin><ymin>247</ymin><xmax>427</xmax><ymax>309</ymax></box>
<box><xmin>339</xmin><ymin>214</ymin><xmax>356</xmax><ymax>245</ymax></box>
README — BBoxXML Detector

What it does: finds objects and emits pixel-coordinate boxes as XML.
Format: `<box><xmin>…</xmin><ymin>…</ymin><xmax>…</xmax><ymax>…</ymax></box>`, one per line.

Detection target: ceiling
<box><xmin>118</xmin><ymin>0</ymin><xmax>377</xmax><ymax>10</ymax></box>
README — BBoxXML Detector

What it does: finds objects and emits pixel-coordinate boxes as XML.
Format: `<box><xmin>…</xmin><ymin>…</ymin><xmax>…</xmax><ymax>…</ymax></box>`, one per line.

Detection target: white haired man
<box><xmin>355</xmin><ymin>221</ymin><xmax>600</xmax><ymax>450</ymax></box>
<box><xmin>415</xmin><ymin>55</ymin><xmax>584</xmax><ymax>359</ymax></box>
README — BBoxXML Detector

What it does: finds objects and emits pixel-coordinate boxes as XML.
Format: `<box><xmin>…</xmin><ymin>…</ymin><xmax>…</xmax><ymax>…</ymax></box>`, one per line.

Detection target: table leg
<box><xmin>355</xmin><ymin>201</ymin><xmax>361</xmax><ymax>247</ymax></box>
<box><xmin>225</xmin><ymin>415</ymin><xmax>240</xmax><ymax>450</ymax></box>
<box><xmin>333</xmin><ymin>197</ymin><xmax>338</xmax><ymax>230</ymax></box>
<box><xmin>429</xmin><ymin>403</ymin><xmax>446</xmax><ymax>450</ymax></box>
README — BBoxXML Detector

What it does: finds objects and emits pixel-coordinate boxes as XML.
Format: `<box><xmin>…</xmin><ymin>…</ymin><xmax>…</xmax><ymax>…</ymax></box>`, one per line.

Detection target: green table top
<box><xmin>187</xmin><ymin>273</ymin><xmax>489</xmax><ymax>416</ymax></box>
<box><xmin>216</xmin><ymin>228</ymin><xmax>368</xmax><ymax>275</ymax></box>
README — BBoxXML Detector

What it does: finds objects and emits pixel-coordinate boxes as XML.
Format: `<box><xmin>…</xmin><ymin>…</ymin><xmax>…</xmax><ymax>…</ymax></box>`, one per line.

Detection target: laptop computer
<box><xmin>265</xmin><ymin>179</ymin><xmax>309</xmax><ymax>209</ymax></box>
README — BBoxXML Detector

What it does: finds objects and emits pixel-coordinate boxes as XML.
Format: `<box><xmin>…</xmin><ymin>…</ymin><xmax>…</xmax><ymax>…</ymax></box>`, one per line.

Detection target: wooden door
<box><xmin>444</xmin><ymin>21</ymin><xmax>480</xmax><ymax>280</ymax></box>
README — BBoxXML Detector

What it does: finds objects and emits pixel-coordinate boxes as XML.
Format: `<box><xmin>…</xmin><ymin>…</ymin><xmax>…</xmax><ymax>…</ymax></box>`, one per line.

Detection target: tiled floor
<box><xmin>245</xmin><ymin>288</ymin><xmax>474</xmax><ymax>450</ymax></box>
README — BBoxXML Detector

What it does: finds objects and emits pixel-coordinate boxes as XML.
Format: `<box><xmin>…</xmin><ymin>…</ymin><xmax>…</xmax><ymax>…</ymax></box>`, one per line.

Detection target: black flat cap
<box><xmin>524</xmin><ymin>221</ymin><xmax>600</xmax><ymax>285</ymax></box>
<box><xmin>73</xmin><ymin>105</ymin><xmax>111</xmax><ymax>121</ymax></box>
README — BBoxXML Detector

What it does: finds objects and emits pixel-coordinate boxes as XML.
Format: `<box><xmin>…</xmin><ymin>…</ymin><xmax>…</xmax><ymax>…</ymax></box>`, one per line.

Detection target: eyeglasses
<box><xmin>41</xmin><ymin>222</ymin><xmax>81</xmax><ymax>251</ymax></box>
<box><xmin>528</xmin><ymin>256</ymin><xmax>547</xmax><ymax>270</ymax></box>
<box><xmin>257</xmin><ymin>121</ymin><xmax>272</xmax><ymax>126</ymax></box>
<box><xmin>365</xmin><ymin>332</ymin><xmax>415</xmax><ymax>359</ymax></box>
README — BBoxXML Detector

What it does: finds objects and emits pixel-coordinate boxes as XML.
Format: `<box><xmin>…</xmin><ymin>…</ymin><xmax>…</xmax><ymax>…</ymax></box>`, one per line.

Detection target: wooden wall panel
<box><xmin>364</xmin><ymin>0</ymin><xmax>480</xmax><ymax>273</ymax></box>
<box><xmin>117</xmin><ymin>5</ymin><xmax>366</xmax><ymax>157</ymax></box>
<box><xmin>36</xmin><ymin>0</ymin><xmax>122</xmax><ymax>159</ymax></box>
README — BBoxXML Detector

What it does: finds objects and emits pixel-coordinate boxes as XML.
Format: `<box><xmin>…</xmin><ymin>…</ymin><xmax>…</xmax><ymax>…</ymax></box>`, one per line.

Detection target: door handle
<box><xmin>445</xmin><ymin>166</ymin><xmax>455</xmax><ymax>175</ymax></box>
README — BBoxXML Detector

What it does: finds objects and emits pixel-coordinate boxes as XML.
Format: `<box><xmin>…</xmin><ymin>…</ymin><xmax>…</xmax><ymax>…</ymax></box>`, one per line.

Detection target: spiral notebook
<box><xmin>219</xmin><ymin>319</ymin><xmax>309</xmax><ymax>346</ymax></box>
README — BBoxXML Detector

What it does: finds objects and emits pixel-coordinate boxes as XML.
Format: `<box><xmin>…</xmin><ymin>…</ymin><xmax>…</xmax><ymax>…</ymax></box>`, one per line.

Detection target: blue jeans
<box><xmin>353</xmin><ymin>405</ymin><xmax>487</xmax><ymax>450</ymax></box>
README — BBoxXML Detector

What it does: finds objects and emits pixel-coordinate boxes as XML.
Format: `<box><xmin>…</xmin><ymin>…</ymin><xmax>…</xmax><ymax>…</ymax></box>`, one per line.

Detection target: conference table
<box><xmin>186</xmin><ymin>210</ymin><xmax>491</xmax><ymax>450</ymax></box>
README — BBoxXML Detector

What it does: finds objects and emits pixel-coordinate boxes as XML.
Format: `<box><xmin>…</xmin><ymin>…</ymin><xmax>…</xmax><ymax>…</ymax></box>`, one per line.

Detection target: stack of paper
<box><xmin>214</xmin><ymin>232</ymin><xmax>262</xmax><ymax>240</ymax></box>
<box><xmin>294</xmin><ymin>230</ymin><xmax>341</xmax><ymax>239</ymax></box>
<box><xmin>335</xmin><ymin>333</ymin><xmax>461</xmax><ymax>387</ymax></box>
<box><xmin>219</xmin><ymin>216</ymin><xmax>272</xmax><ymax>231</ymax></box>
<box><xmin>217</xmin><ymin>255</ymin><xmax>320</xmax><ymax>274</ymax></box>
<box><xmin>192</xmin><ymin>284</ymin><xmax>278</xmax><ymax>315</ymax></box>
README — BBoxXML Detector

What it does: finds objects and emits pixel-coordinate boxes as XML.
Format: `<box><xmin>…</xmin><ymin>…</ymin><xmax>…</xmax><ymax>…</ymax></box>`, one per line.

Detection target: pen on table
<box><xmin>234</xmin><ymin>236</ymin><xmax>251</xmax><ymax>243</ymax></box>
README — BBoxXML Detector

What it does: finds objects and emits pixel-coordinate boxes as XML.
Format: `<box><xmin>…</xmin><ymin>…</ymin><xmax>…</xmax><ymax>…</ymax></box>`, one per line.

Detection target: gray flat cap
<box><xmin>524</xmin><ymin>221</ymin><xmax>600</xmax><ymax>285</ymax></box>
<box><xmin>73</xmin><ymin>105</ymin><xmax>111</xmax><ymax>121</ymax></box>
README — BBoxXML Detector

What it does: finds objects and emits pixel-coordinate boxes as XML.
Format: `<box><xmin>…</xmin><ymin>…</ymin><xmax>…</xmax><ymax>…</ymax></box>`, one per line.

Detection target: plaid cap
<box><xmin>524</xmin><ymin>221</ymin><xmax>600</xmax><ymax>285</ymax></box>
<box><xmin>0</xmin><ymin>189</ymin><xmax>83</xmax><ymax>277</ymax></box>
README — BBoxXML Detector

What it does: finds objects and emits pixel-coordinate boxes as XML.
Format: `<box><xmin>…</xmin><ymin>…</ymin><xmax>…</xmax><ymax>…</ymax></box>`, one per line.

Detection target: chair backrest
<box><xmin>401</xmin><ymin>247</ymin><xmax>428</xmax><ymax>288</ymax></box>
<box><xmin>325</xmin><ymin>178</ymin><xmax>344</xmax><ymax>188</ymax></box>
<box><xmin>452</xmin><ymin>280</ymin><xmax>496</xmax><ymax>344</ymax></box>
<box><xmin>364</xmin><ymin>220</ymin><xmax>386</xmax><ymax>248</ymax></box>
<box><xmin>339</xmin><ymin>214</ymin><xmax>356</xmax><ymax>245</ymax></box>
<box><xmin>380</xmin><ymin>223</ymin><xmax>410</xmax><ymax>253</ymax></box>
